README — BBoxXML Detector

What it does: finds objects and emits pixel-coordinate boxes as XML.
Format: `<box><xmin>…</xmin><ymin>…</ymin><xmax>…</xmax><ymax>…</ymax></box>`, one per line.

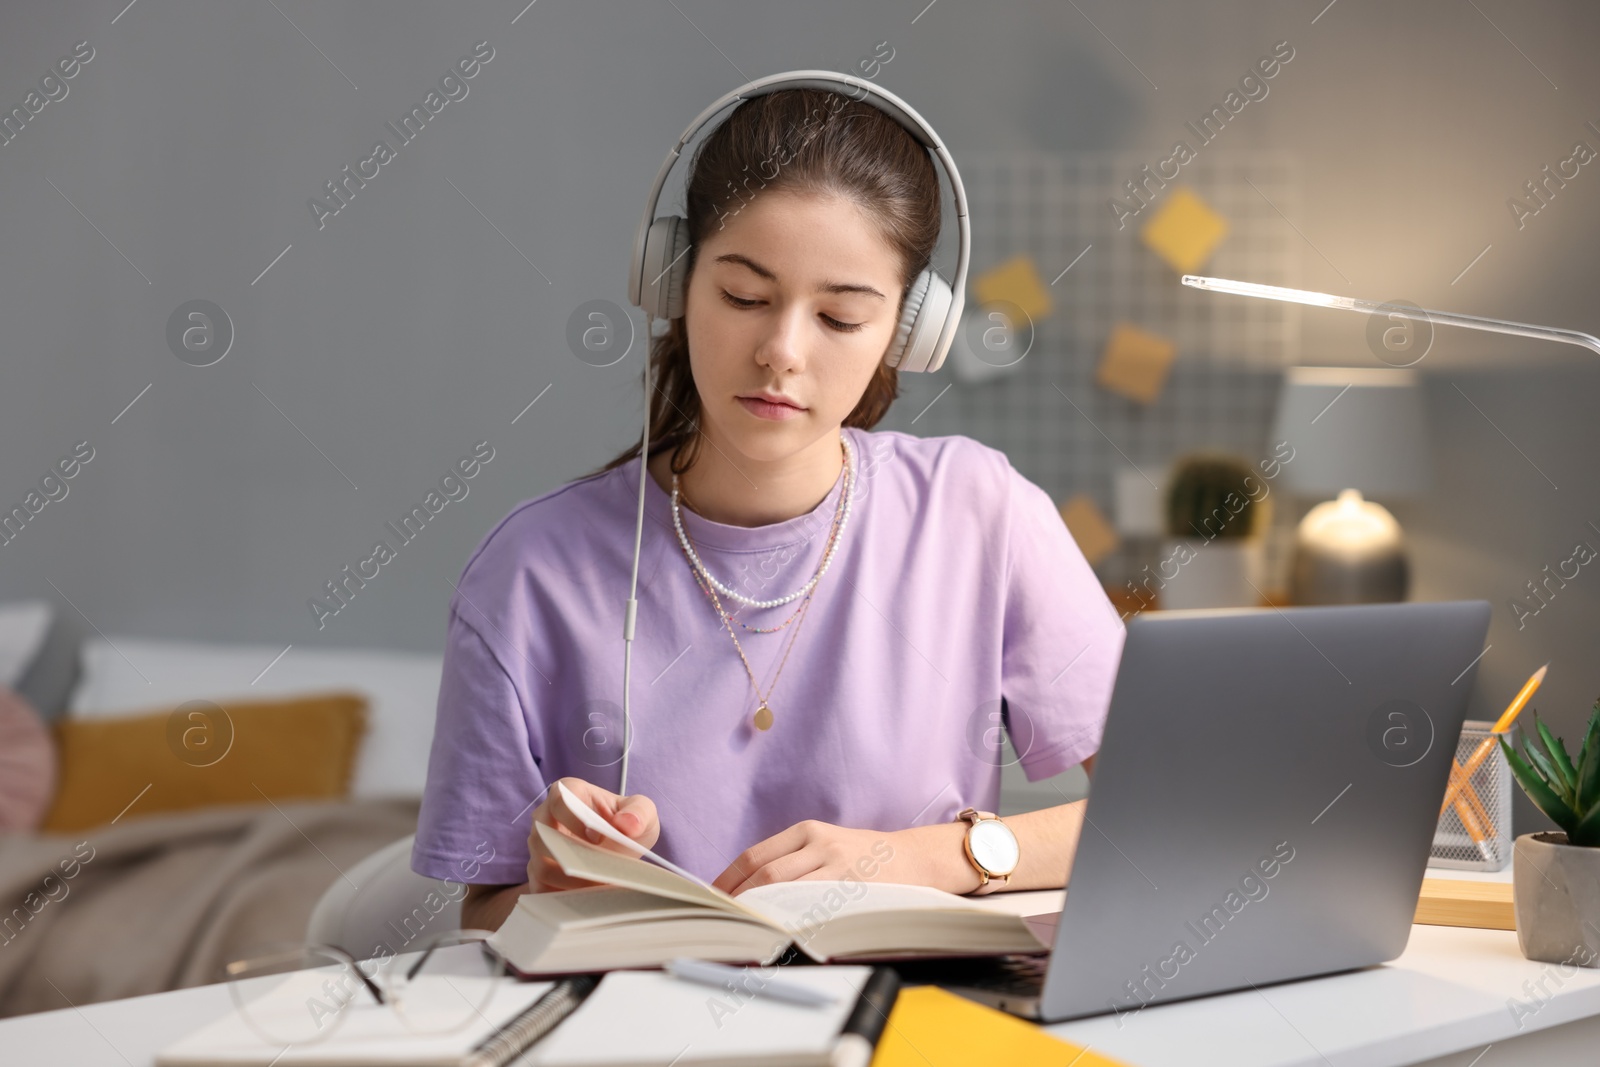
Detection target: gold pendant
<box><xmin>753</xmin><ymin>703</ymin><xmax>774</xmax><ymax>731</ymax></box>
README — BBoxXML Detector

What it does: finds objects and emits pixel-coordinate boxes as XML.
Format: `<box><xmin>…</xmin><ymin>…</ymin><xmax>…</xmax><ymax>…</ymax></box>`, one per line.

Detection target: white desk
<box><xmin>4</xmin><ymin>882</ymin><xmax>1598</xmax><ymax>1067</ymax></box>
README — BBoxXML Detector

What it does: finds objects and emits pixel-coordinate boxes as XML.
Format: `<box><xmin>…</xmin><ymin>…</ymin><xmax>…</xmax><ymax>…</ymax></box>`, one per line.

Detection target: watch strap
<box><xmin>971</xmin><ymin>869</ymin><xmax>1008</xmax><ymax>894</ymax></box>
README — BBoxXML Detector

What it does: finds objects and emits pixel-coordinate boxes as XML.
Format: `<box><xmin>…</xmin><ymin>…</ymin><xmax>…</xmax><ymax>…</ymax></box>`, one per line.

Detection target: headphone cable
<box><xmin>618</xmin><ymin>321</ymin><xmax>652</xmax><ymax>798</ymax></box>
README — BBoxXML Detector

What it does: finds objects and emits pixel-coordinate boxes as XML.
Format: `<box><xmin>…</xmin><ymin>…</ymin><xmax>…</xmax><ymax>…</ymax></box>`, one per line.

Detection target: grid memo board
<box><xmin>880</xmin><ymin>149</ymin><xmax>1305</xmax><ymax>586</ymax></box>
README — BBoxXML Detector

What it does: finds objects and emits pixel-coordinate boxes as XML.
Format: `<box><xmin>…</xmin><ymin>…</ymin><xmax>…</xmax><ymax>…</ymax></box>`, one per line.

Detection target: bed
<box><xmin>0</xmin><ymin>602</ymin><xmax>447</xmax><ymax>1018</ymax></box>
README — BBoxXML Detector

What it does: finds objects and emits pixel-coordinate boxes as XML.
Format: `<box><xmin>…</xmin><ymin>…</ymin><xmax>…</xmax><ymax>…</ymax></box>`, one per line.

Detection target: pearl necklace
<box><xmin>671</xmin><ymin>433</ymin><xmax>855</xmax><ymax>610</ymax></box>
<box><xmin>679</xmin><ymin>470</ymin><xmax>846</xmax><ymax>634</ymax></box>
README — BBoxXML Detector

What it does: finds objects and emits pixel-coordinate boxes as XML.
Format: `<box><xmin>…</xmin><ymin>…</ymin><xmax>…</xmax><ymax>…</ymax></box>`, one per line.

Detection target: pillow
<box><xmin>41</xmin><ymin>692</ymin><xmax>368</xmax><ymax>833</ymax></box>
<box><xmin>68</xmin><ymin>637</ymin><xmax>442</xmax><ymax>798</ymax></box>
<box><xmin>0</xmin><ymin>687</ymin><xmax>57</xmax><ymax>831</ymax></box>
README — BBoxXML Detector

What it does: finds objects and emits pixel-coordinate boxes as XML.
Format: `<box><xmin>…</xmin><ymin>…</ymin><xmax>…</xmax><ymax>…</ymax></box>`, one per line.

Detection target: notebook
<box><xmin>156</xmin><ymin>974</ymin><xmax>594</xmax><ymax>1066</ymax></box>
<box><xmin>519</xmin><ymin>965</ymin><xmax>880</xmax><ymax>1067</ymax></box>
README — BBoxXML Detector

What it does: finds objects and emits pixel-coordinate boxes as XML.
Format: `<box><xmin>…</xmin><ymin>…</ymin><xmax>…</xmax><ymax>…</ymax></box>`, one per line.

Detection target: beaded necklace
<box><xmin>671</xmin><ymin>433</ymin><xmax>855</xmax><ymax>610</ymax></box>
<box><xmin>669</xmin><ymin>433</ymin><xmax>853</xmax><ymax>729</ymax></box>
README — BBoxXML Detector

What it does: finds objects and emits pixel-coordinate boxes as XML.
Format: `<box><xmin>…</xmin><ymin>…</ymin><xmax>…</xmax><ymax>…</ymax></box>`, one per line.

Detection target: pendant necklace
<box><xmin>670</xmin><ymin>434</ymin><xmax>852</xmax><ymax>730</ymax></box>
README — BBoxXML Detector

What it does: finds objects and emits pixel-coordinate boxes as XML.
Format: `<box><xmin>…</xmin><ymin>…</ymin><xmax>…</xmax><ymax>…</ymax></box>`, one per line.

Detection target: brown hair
<box><xmin>584</xmin><ymin>86</ymin><xmax>943</xmax><ymax>480</ymax></box>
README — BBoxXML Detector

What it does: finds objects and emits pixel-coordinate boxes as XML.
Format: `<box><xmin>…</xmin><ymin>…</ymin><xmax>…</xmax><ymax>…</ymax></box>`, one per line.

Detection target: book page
<box><xmin>554</xmin><ymin>781</ymin><xmax>708</xmax><ymax>887</ymax></box>
<box><xmin>736</xmin><ymin>880</ymin><xmax>998</xmax><ymax>932</ymax></box>
<box><xmin>534</xmin><ymin>821</ymin><xmax>777</xmax><ymax>929</ymax></box>
<box><xmin>734</xmin><ymin>881</ymin><xmax>1044</xmax><ymax>961</ymax></box>
<box><xmin>514</xmin><ymin>884</ymin><xmax>737</xmax><ymax>927</ymax></box>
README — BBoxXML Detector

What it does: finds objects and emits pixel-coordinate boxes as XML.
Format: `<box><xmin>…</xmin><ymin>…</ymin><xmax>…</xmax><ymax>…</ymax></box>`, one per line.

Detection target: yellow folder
<box><xmin>871</xmin><ymin>985</ymin><xmax>1131</xmax><ymax>1067</ymax></box>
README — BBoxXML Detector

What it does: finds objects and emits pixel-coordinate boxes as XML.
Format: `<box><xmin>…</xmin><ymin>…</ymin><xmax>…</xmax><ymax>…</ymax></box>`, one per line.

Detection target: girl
<box><xmin>410</xmin><ymin>86</ymin><xmax>1125</xmax><ymax>932</ymax></box>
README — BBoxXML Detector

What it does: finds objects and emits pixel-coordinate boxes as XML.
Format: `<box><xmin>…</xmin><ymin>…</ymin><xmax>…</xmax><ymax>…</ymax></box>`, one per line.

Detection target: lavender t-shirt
<box><xmin>411</xmin><ymin>426</ymin><xmax>1126</xmax><ymax>887</ymax></box>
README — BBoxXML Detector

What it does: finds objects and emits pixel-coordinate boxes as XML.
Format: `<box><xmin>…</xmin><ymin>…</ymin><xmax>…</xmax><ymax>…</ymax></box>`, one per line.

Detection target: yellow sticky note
<box><xmin>1140</xmin><ymin>185</ymin><xmax>1228</xmax><ymax>273</ymax></box>
<box><xmin>1097</xmin><ymin>321</ymin><xmax>1176</xmax><ymax>404</ymax></box>
<box><xmin>871</xmin><ymin>986</ymin><xmax>1131</xmax><ymax>1067</ymax></box>
<box><xmin>1058</xmin><ymin>493</ymin><xmax>1119</xmax><ymax>566</ymax></box>
<box><xmin>972</xmin><ymin>255</ymin><xmax>1053</xmax><ymax>323</ymax></box>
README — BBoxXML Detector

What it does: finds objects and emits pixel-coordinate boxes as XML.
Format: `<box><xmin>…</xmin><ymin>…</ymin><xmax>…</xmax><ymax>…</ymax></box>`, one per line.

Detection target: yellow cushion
<box><xmin>41</xmin><ymin>692</ymin><xmax>368</xmax><ymax>832</ymax></box>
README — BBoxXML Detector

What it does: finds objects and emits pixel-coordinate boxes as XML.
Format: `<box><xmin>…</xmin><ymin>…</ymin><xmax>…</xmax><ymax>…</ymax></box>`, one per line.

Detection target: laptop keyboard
<box><xmin>889</xmin><ymin>953</ymin><xmax>1049</xmax><ymax>997</ymax></box>
<box><xmin>975</xmin><ymin>953</ymin><xmax>1049</xmax><ymax>995</ymax></box>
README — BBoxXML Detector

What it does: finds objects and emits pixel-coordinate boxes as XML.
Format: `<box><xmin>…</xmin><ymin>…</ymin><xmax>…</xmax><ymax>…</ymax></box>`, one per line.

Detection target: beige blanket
<box><xmin>0</xmin><ymin>796</ymin><xmax>420</xmax><ymax>1018</ymax></box>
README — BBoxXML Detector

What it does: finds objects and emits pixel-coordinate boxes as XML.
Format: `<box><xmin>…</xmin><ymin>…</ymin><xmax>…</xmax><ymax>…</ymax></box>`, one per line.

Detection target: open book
<box><xmin>487</xmin><ymin>819</ymin><xmax>1048</xmax><ymax>975</ymax></box>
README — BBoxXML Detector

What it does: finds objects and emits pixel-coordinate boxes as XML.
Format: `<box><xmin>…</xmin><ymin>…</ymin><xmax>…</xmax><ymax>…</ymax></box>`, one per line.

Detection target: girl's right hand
<box><xmin>524</xmin><ymin>776</ymin><xmax>661</xmax><ymax>892</ymax></box>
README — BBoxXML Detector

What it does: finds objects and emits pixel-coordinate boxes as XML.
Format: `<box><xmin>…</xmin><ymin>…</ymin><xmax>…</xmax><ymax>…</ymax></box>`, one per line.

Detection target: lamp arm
<box><xmin>1347</xmin><ymin>299</ymin><xmax>1600</xmax><ymax>358</ymax></box>
<box><xmin>1181</xmin><ymin>275</ymin><xmax>1600</xmax><ymax>358</ymax></box>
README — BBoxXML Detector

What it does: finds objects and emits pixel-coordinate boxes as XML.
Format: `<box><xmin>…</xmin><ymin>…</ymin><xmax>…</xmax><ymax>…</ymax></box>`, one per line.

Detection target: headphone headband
<box><xmin>627</xmin><ymin>69</ymin><xmax>970</xmax><ymax>369</ymax></box>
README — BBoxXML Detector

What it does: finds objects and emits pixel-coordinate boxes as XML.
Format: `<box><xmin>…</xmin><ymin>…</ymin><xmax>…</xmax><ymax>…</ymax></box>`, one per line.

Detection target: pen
<box><xmin>663</xmin><ymin>957</ymin><xmax>839</xmax><ymax>1007</ymax></box>
<box><xmin>832</xmin><ymin>967</ymin><xmax>901</xmax><ymax>1067</ymax></box>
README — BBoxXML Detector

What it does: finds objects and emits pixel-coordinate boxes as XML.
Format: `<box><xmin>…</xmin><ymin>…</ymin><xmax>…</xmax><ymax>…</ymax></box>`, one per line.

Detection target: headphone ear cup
<box><xmin>885</xmin><ymin>269</ymin><xmax>954</xmax><ymax>373</ymax></box>
<box><xmin>884</xmin><ymin>271</ymin><xmax>929</xmax><ymax>371</ymax></box>
<box><xmin>641</xmin><ymin>216</ymin><xmax>691</xmax><ymax>320</ymax></box>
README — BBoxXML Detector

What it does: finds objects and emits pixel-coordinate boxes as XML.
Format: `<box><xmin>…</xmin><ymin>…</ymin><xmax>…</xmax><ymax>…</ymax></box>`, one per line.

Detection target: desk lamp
<box><xmin>1183</xmin><ymin>274</ymin><xmax>1600</xmax><ymax>604</ymax></box>
<box><xmin>1270</xmin><ymin>367</ymin><xmax>1430</xmax><ymax>604</ymax></box>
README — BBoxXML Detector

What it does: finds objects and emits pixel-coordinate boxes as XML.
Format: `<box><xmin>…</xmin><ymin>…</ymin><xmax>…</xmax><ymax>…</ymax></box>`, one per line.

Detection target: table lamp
<box><xmin>1184</xmin><ymin>275</ymin><xmax>1600</xmax><ymax>604</ymax></box>
<box><xmin>1270</xmin><ymin>367</ymin><xmax>1430</xmax><ymax>604</ymax></box>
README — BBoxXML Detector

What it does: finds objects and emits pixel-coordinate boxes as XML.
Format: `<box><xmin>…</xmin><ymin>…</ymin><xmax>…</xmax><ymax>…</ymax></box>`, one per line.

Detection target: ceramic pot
<box><xmin>1158</xmin><ymin>539</ymin><xmax>1264</xmax><ymax>610</ymax></box>
<box><xmin>1511</xmin><ymin>831</ymin><xmax>1600</xmax><ymax>967</ymax></box>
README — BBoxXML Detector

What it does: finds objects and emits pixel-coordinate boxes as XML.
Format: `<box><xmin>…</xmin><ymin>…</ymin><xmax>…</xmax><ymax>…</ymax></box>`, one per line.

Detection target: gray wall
<box><xmin>3</xmin><ymin>2</ymin><xmax>1598</xmax><ymax>825</ymax></box>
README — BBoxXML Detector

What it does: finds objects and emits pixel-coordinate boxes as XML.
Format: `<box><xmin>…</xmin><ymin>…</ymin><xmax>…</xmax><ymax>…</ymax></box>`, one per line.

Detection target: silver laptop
<box><xmin>906</xmin><ymin>600</ymin><xmax>1492</xmax><ymax>1023</ymax></box>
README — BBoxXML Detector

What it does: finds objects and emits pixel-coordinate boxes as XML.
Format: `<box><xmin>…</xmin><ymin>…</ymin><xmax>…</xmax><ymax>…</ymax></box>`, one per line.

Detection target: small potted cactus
<box><xmin>1158</xmin><ymin>452</ymin><xmax>1270</xmax><ymax>609</ymax></box>
<box><xmin>1499</xmin><ymin>700</ymin><xmax>1600</xmax><ymax>968</ymax></box>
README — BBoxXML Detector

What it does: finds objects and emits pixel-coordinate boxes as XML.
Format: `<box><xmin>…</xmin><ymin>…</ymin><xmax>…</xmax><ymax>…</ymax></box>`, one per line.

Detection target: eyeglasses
<box><xmin>220</xmin><ymin>928</ymin><xmax>509</xmax><ymax>1048</ymax></box>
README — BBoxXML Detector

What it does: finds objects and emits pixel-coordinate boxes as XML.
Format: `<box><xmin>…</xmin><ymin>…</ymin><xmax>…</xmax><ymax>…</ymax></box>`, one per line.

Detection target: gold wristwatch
<box><xmin>956</xmin><ymin>807</ymin><xmax>1019</xmax><ymax>894</ymax></box>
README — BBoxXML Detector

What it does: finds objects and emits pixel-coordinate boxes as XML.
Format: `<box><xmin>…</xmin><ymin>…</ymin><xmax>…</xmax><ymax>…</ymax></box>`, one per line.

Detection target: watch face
<box><xmin>970</xmin><ymin>819</ymin><xmax>1019</xmax><ymax>875</ymax></box>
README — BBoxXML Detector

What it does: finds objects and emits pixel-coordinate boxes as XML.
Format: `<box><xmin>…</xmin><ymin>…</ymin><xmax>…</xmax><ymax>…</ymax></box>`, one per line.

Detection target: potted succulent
<box><xmin>1159</xmin><ymin>452</ymin><xmax>1269</xmax><ymax>609</ymax></box>
<box><xmin>1499</xmin><ymin>700</ymin><xmax>1600</xmax><ymax>967</ymax></box>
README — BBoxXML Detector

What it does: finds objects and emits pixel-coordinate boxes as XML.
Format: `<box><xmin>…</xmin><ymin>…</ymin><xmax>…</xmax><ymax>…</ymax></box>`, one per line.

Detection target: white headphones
<box><xmin>614</xmin><ymin>70</ymin><xmax>970</xmax><ymax>797</ymax></box>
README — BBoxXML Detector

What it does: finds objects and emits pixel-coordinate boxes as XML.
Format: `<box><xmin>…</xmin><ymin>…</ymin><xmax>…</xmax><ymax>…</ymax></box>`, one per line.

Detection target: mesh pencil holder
<box><xmin>1429</xmin><ymin>719</ymin><xmax>1513</xmax><ymax>871</ymax></box>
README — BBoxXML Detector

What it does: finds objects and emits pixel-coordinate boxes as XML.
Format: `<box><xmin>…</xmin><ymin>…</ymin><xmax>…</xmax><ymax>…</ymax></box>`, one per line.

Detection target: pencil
<box><xmin>1457</xmin><ymin>764</ymin><xmax>1496</xmax><ymax>832</ymax></box>
<box><xmin>1439</xmin><ymin>663</ymin><xmax>1548</xmax><ymax>816</ymax></box>
<box><xmin>1445</xmin><ymin>760</ymin><xmax>1496</xmax><ymax>862</ymax></box>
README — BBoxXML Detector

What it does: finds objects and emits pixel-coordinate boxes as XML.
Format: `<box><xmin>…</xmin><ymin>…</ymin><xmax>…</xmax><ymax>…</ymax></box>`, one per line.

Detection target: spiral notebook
<box><xmin>156</xmin><ymin>975</ymin><xmax>598</xmax><ymax>1067</ymax></box>
<box><xmin>518</xmin><ymin>965</ymin><xmax>886</xmax><ymax>1067</ymax></box>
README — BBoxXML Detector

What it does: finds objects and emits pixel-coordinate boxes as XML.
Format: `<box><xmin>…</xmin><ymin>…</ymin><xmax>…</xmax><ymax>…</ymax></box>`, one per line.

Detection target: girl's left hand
<box><xmin>710</xmin><ymin>819</ymin><xmax>908</xmax><ymax>896</ymax></box>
